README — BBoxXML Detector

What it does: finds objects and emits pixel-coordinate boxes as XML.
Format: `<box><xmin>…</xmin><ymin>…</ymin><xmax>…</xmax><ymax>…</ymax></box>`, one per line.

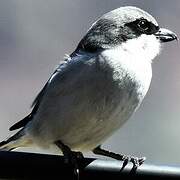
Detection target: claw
<box><xmin>73</xmin><ymin>167</ymin><xmax>80</xmax><ymax>180</ymax></box>
<box><xmin>122</xmin><ymin>155</ymin><xmax>146</xmax><ymax>169</ymax></box>
<box><xmin>64</xmin><ymin>152</ymin><xmax>82</xmax><ymax>180</ymax></box>
<box><xmin>139</xmin><ymin>157</ymin><xmax>146</xmax><ymax>165</ymax></box>
<box><xmin>130</xmin><ymin>156</ymin><xmax>146</xmax><ymax>169</ymax></box>
<box><xmin>122</xmin><ymin>155</ymin><xmax>130</xmax><ymax>167</ymax></box>
<box><xmin>122</xmin><ymin>157</ymin><xmax>129</xmax><ymax>168</ymax></box>
<box><xmin>55</xmin><ymin>141</ymin><xmax>84</xmax><ymax>180</ymax></box>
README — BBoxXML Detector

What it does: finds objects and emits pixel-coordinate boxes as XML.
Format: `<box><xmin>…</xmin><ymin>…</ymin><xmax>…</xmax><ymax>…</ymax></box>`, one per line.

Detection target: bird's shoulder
<box><xmin>32</xmin><ymin>52</ymin><xmax>96</xmax><ymax>106</ymax></box>
<box><xmin>9</xmin><ymin>51</ymin><xmax>97</xmax><ymax>131</ymax></box>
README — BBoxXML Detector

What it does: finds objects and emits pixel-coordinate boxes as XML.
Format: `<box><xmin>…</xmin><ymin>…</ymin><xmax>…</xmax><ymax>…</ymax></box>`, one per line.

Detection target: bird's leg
<box><xmin>93</xmin><ymin>145</ymin><xmax>146</xmax><ymax>170</ymax></box>
<box><xmin>55</xmin><ymin>140</ymin><xmax>84</xmax><ymax>179</ymax></box>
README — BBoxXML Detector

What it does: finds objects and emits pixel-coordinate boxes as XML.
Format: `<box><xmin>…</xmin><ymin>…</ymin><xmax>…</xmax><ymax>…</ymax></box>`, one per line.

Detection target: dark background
<box><xmin>0</xmin><ymin>0</ymin><xmax>179</xmax><ymax>165</ymax></box>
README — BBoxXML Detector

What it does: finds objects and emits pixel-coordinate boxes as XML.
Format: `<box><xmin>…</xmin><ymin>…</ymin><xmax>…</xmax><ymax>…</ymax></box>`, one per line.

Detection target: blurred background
<box><xmin>0</xmin><ymin>0</ymin><xmax>179</xmax><ymax>165</ymax></box>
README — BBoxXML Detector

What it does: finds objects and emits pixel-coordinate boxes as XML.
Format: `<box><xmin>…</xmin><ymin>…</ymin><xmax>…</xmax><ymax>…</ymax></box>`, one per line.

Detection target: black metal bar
<box><xmin>0</xmin><ymin>151</ymin><xmax>179</xmax><ymax>179</ymax></box>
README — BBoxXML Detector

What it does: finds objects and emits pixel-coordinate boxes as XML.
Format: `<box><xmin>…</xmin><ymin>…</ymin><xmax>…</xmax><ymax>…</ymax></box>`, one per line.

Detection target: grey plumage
<box><xmin>0</xmin><ymin>6</ymin><xmax>177</xmax><ymax>156</ymax></box>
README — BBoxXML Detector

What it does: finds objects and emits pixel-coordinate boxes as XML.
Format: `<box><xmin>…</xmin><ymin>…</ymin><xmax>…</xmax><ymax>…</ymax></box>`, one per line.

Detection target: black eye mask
<box><xmin>125</xmin><ymin>18</ymin><xmax>159</xmax><ymax>35</ymax></box>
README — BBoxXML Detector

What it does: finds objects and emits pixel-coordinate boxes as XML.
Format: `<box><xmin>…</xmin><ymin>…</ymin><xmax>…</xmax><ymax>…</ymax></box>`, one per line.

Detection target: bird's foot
<box><xmin>93</xmin><ymin>146</ymin><xmax>146</xmax><ymax>171</ymax></box>
<box><xmin>64</xmin><ymin>151</ymin><xmax>84</xmax><ymax>176</ymax></box>
<box><xmin>55</xmin><ymin>140</ymin><xmax>84</xmax><ymax>180</ymax></box>
<box><xmin>122</xmin><ymin>155</ymin><xmax>146</xmax><ymax>170</ymax></box>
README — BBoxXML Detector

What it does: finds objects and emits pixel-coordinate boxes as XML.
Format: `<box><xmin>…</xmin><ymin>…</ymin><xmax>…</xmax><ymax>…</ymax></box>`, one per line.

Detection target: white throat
<box><xmin>100</xmin><ymin>34</ymin><xmax>161</xmax><ymax>100</ymax></box>
<box><xmin>121</xmin><ymin>34</ymin><xmax>161</xmax><ymax>63</ymax></box>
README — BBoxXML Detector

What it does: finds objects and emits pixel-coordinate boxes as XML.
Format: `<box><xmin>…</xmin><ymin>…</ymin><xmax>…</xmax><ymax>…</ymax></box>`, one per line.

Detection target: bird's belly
<box><xmin>28</xmin><ymin>80</ymin><xmax>142</xmax><ymax>151</ymax></box>
<box><xmin>27</xmin><ymin>56</ymin><xmax>151</xmax><ymax>151</ymax></box>
<box><xmin>62</xmin><ymin>94</ymin><xmax>140</xmax><ymax>152</ymax></box>
<box><xmin>56</xmin><ymin>75</ymin><xmax>148</xmax><ymax>151</ymax></box>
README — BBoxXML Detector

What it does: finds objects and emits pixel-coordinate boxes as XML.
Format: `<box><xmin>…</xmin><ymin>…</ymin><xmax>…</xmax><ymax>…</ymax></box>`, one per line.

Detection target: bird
<box><xmin>0</xmin><ymin>6</ymin><xmax>177</xmax><ymax>171</ymax></box>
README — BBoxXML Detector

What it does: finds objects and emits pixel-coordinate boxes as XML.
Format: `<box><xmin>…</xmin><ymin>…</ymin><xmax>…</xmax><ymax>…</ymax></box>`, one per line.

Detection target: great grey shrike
<box><xmin>0</xmin><ymin>6</ymin><xmax>177</xmax><ymax>170</ymax></box>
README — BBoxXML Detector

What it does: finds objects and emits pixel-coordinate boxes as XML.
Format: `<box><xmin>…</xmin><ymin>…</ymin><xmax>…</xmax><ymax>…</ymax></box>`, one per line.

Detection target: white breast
<box><xmin>101</xmin><ymin>34</ymin><xmax>161</xmax><ymax>99</ymax></box>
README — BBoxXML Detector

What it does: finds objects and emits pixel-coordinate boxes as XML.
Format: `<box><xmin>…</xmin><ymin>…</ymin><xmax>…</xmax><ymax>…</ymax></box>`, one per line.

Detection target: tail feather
<box><xmin>0</xmin><ymin>129</ymin><xmax>29</xmax><ymax>151</ymax></box>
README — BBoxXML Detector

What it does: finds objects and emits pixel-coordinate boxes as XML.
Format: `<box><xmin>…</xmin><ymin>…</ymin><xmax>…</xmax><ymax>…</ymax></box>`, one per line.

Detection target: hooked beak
<box><xmin>155</xmin><ymin>28</ymin><xmax>178</xmax><ymax>43</ymax></box>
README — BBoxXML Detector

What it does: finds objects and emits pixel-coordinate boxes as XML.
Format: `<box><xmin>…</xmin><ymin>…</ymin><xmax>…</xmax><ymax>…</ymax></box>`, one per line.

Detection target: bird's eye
<box><xmin>137</xmin><ymin>19</ymin><xmax>149</xmax><ymax>31</ymax></box>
